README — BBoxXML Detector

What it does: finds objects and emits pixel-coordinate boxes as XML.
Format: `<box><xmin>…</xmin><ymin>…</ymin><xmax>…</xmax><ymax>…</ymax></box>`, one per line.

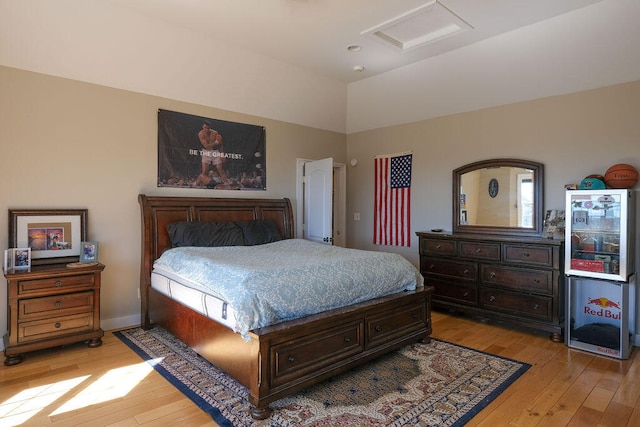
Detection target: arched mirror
<box><xmin>453</xmin><ymin>158</ymin><xmax>544</xmax><ymax>237</ymax></box>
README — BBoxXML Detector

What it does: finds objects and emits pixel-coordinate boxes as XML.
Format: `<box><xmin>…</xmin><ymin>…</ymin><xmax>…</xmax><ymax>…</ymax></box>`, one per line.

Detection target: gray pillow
<box><xmin>235</xmin><ymin>220</ymin><xmax>282</xmax><ymax>245</ymax></box>
<box><xmin>166</xmin><ymin>221</ymin><xmax>245</xmax><ymax>247</ymax></box>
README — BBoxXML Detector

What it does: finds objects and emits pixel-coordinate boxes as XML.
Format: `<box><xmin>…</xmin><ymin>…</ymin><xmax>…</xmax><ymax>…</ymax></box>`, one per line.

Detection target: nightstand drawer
<box><xmin>18</xmin><ymin>274</ymin><xmax>95</xmax><ymax>296</ymax></box>
<box><xmin>18</xmin><ymin>312</ymin><xmax>95</xmax><ymax>343</ymax></box>
<box><xmin>19</xmin><ymin>291</ymin><xmax>94</xmax><ymax>321</ymax></box>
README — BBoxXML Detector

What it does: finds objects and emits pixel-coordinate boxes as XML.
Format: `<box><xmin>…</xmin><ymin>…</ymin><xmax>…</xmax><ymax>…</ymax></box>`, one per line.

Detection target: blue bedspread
<box><xmin>153</xmin><ymin>239</ymin><xmax>423</xmax><ymax>340</ymax></box>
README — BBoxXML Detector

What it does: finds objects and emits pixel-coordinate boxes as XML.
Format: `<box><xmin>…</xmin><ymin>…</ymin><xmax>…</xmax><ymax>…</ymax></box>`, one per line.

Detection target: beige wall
<box><xmin>0</xmin><ymin>66</ymin><xmax>346</xmax><ymax>339</ymax></box>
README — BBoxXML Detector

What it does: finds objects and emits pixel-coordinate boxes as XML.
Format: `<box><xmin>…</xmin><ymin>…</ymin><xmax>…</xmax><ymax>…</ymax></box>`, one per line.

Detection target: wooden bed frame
<box><xmin>138</xmin><ymin>194</ymin><xmax>433</xmax><ymax>419</ymax></box>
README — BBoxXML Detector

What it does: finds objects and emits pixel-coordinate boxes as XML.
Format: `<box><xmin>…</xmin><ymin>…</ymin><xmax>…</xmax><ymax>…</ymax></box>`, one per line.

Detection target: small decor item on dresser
<box><xmin>3</xmin><ymin>248</ymin><xmax>31</xmax><ymax>272</ymax></box>
<box><xmin>80</xmin><ymin>241</ymin><xmax>98</xmax><ymax>263</ymax></box>
<box><xmin>543</xmin><ymin>210</ymin><xmax>565</xmax><ymax>239</ymax></box>
<box><xmin>12</xmin><ymin>248</ymin><xmax>31</xmax><ymax>270</ymax></box>
<box><xmin>9</xmin><ymin>209</ymin><xmax>88</xmax><ymax>265</ymax></box>
<box><xmin>3</xmin><ymin>249</ymin><xmax>13</xmax><ymax>272</ymax></box>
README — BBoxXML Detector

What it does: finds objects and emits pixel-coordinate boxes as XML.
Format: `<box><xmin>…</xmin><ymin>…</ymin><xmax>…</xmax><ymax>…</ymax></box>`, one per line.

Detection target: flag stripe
<box><xmin>373</xmin><ymin>154</ymin><xmax>412</xmax><ymax>247</ymax></box>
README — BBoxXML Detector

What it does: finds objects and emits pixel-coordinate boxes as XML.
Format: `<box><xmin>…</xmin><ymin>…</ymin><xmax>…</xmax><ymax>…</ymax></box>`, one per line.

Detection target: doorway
<box><xmin>295</xmin><ymin>158</ymin><xmax>346</xmax><ymax>247</ymax></box>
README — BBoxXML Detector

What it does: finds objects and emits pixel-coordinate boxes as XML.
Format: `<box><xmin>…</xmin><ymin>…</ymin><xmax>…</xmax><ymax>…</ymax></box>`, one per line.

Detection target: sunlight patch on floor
<box><xmin>51</xmin><ymin>360</ymin><xmax>157</xmax><ymax>415</ymax></box>
<box><xmin>0</xmin><ymin>359</ymin><xmax>160</xmax><ymax>425</ymax></box>
<box><xmin>0</xmin><ymin>376</ymin><xmax>90</xmax><ymax>425</ymax></box>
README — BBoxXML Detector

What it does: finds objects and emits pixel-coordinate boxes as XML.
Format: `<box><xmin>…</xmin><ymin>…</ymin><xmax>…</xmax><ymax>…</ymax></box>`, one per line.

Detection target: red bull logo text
<box><xmin>584</xmin><ymin>297</ymin><xmax>621</xmax><ymax>319</ymax></box>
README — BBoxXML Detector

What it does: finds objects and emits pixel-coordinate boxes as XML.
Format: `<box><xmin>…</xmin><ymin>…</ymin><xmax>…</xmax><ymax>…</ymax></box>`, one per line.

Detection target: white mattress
<box><xmin>151</xmin><ymin>269</ymin><xmax>238</xmax><ymax>330</ymax></box>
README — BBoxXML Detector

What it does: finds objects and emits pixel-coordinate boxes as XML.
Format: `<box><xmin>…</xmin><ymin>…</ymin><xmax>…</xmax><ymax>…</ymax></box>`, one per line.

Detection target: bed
<box><xmin>138</xmin><ymin>194</ymin><xmax>433</xmax><ymax>419</ymax></box>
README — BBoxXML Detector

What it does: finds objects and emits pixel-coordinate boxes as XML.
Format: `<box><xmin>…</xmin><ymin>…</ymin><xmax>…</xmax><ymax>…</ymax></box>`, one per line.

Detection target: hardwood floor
<box><xmin>1</xmin><ymin>311</ymin><xmax>638</xmax><ymax>426</ymax></box>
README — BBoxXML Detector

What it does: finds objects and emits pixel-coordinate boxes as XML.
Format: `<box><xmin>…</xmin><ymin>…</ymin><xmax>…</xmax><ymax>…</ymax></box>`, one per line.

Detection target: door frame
<box><xmin>296</xmin><ymin>158</ymin><xmax>346</xmax><ymax>247</ymax></box>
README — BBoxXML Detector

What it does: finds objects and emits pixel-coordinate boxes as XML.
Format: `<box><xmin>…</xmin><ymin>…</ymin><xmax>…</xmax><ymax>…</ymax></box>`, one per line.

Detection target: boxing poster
<box><xmin>157</xmin><ymin>109</ymin><xmax>266</xmax><ymax>190</ymax></box>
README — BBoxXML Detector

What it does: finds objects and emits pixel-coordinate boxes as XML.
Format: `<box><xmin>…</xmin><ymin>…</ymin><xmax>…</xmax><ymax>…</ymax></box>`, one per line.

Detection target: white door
<box><xmin>304</xmin><ymin>158</ymin><xmax>333</xmax><ymax>244</ymax></box>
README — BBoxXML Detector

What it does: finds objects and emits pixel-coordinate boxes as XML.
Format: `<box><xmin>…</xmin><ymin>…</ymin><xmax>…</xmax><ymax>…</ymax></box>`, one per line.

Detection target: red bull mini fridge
<box><xmin>565</xmin><ymin>189</ymin><xmax>636</xmax><ymax>359</ymax></box>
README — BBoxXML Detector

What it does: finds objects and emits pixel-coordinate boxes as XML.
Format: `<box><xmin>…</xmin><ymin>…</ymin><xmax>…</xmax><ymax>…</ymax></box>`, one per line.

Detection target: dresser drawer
<box><xmin>459</xmin><ymin>241</ymin><xmax>500</xmax><ymax>261</ymax></box>
<box><xmin>18</xmin><ymin>312</ymin><xmax>95</xmax><ymax>343</ymax></box>
<box><xmin>429</xmin><ymin>278</ymin><xmax>477</xmax><ymax>306</ymax></box>
<box><xmin>503</xmin><ymin>244</ymin><xmax>553</xmax><ymax>267</ymax></box>
<box><xmin>366</xmin><ymin>302</ymin><xmax>426</xmax><ymax>347</ymax></box>
<box><xmin>479</xmin><ymin>288</ymin><xmax>552</xmax><ymax>321</ymax></box>
<box><xmin>270</xmin><ymin>321</ymin><xmax>364</xmax><ymax>387</ymax></box>
<box><xmin>481</xmin><ymin>266</ymin><xmax>552</xmax><ymax>294</ymax></box>
<box><xmin>421</xmin><ymin>238</ymin><xmax>457</xmax><ymax>256</ymax></box>
<box><xmin>423</xmin><ymin>258</ymin><xmax>477</xmax><ymax>281</ymax></box>
<box><xmin>19</xmin><ymin>291</ymin><xmax>94</xmax><ymax>321</ymax></box>
<box><xmin>18</xmin><ymin>274</ymin><xmax>95</xmax><ymax>296</ymax></box>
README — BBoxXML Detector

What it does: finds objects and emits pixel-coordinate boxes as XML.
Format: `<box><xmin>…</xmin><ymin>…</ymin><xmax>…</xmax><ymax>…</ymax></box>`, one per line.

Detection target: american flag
<box><xmin>374</xmin><ymin>153</ymin><xmax>412</xmax><ymax>247</ymax></box>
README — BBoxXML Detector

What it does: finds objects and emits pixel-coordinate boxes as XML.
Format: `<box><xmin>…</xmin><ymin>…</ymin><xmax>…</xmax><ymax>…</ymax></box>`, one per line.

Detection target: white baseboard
<box><xmin>101</xmin><ymin>314</ymin><xmax>142</xmax><ymax>332</ymax></box>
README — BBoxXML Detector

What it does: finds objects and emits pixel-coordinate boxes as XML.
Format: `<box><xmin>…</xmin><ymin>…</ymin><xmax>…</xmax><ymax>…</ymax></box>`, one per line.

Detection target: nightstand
<box><xmin>3</xmin><ymin>262</ymin><xmax>105</xmax><ymax>366</ymax></box>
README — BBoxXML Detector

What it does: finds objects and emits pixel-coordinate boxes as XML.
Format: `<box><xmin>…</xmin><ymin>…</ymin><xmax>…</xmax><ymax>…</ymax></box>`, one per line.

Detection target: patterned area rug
<box><xmin>114</xmin><ymin>327</ymin><xmax>529</xmax><ymax>426</ymax></box>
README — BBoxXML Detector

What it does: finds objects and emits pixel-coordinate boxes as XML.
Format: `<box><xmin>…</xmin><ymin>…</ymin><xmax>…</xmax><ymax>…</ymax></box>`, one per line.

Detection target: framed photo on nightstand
<box><xmin>80</xmin><ymin>241</ymin><xmax>98</xmax><ymax>263</ymax></box>
<box><xmin>4</xmin><ymin>248</ymin><xmax>31</xmax><ymax>272</ymax></box>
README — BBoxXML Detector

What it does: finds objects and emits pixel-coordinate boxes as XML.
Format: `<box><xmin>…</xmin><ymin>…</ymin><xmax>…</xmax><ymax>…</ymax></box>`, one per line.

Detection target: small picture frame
<box><xmin>4</xmin><ymin>249</ymin><xmax>14</xmax><ymax>272</ymax></box>
<box><xmin>80</xmin><ymin>241</ymin><xmax>98</xmax><ymax>263</ymax></box>
<box><xmin>13</xmin><ymin>248</ymin><xmax>31</xmax><ymax>270</ymax></box>
<box><xmin>543</xmin><ymin>209</ymin><xmax>566</xmax><ymax>239</ymax></box>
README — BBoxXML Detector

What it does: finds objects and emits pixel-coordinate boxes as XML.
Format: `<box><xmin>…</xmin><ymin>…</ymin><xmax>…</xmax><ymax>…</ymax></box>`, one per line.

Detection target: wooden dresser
<box><xmin>416</xmin><ymin>231</ymin><xmax>564</xmax><ymax>342</ymax></box>
<box><xmin>3</xmin><ymin>262</ymin><xmax>105</xmax><ymax>365</ymax></box>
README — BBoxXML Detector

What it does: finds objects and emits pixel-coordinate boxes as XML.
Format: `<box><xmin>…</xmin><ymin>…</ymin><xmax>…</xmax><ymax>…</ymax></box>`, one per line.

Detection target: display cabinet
<box><xmin>565</xmin><ymin>189</ymin><xmax>634</xmax><ymax>281</ymax></box>
<box><xmin>565</xmin><ymin>189</ymin><xmax>635</xmax><ymax>358</ymax></box>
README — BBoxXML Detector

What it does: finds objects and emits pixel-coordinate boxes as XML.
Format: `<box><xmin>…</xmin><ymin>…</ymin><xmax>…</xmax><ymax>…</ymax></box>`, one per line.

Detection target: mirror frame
<box><xmin>453</xmin><ymin>158</ymin><xmax>544</xmax><ymax>237</ymax></box>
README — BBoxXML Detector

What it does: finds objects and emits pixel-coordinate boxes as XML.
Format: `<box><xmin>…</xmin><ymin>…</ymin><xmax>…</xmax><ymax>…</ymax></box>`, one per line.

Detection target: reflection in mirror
<box><xmin>453</xmin><ymin>159</ymin><xmax>543</xmax><ymax>237</ymax></box>
<box><xmin>460</xmin><ymin>167</ymin><xmax>533</xmax><ymax>227</ymax></box>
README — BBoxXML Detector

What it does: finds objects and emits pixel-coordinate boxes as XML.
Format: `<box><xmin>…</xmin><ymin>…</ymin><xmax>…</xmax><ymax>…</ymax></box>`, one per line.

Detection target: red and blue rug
<box><xmin>115</xmin><ymin>327</ymin><xmax>529</xmax><ymax>426</ymax></box>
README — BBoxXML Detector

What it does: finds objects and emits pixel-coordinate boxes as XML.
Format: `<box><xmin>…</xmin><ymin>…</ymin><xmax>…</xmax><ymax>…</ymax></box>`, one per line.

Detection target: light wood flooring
<box><xmin>1</xmin><ymin>310</ymin><xmax>639</xmax><ymax>426</ymax></box>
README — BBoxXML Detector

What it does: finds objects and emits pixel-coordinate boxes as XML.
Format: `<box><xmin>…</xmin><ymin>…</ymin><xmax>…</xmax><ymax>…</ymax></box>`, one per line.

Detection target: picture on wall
<box><xmin>157</xmin><ymin>109</ymin><xmax>266</xmax><ymax>190</ymax></box>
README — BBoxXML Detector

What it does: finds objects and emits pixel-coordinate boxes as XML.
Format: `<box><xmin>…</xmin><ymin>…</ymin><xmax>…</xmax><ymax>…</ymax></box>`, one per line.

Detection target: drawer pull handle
<box><xmin>463</xmin><ymin>269</ymin><xmax>469</xmax><ymax>274</ymax></box>
<box><xmin>344</xmin><ymin>336</ymin><xmax>351</xmax><ymax>343</ymax></box>
<box><xmin>533</xmin><ymin>279</ymin><xmax>540</xmax><ymax>284</ymax></box>
<box><xmin>489</xmin><ymin>272</ymin><xmax>496</xmax><ymax>279</ymax></box>
<box><xmin>55</xmin><ymin>301</ymin><xmax>62</xmax><ymax>308</ymax></box>
<box><xmin>475</xmin><ymin>248</ymin><xmax>482</xmax><ymax>253</ymax></box>
<box><xmin>463</xmin><ymin>292</ymin><xmax>469</xmax><ymax>297</ymax></box>
<box><xmin>288</xmin><ymin>355</ymin><xmax>295</xmax><ymax>363</ymax></box>
<box><xmin>429</xmin><ymin>264</ymin><xmax>435</xmax><ymax>269</ymax></box>
<box><xmin>534</xmin><ymin>304</ymin><xmax>540</xmax><ymax>310</ymax></box>
<box><xmin>55</xmin><ymin>281</ymin><xmax>63</xmax><ymax>287</ymax></box>
<box><xmin>412</xmin><ymin>313</ymin><xmax>419</xmax><ymax>319</ymax></box>
<box><xmin>489</xmin><ymin>296</ymin><xmax>495</xmax><ymax>302</ymax></box>
<box><xmin>375</xmin><ymin>325</ymin><xmax>383</xmax><ymax>332</ymax></box>
<box><xmin>523</xmin><ymin>253</ymin><xmax>530</xmax><ymax>257</ymax></box>
<box><xmin>55</xmin><ymin>322</ymin><xmax>61</xmax><ymax>328</ymax></box>
<box><xmin>435</xmin><ymin>244</ymin><xmax>441</xmax><ymax>249</ymax></box>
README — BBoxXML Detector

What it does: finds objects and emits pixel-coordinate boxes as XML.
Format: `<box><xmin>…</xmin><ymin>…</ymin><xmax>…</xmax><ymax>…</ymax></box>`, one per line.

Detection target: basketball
<box><xmin>604</xmin><ymin>163</ymin><xmax>639</xmax><ymax>189</ymax></box>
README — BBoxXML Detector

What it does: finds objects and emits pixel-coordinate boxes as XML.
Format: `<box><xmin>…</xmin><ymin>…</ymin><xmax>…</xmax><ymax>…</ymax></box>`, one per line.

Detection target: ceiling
<box><xmin>109</xmin><ymin>0</ymin><xmax>603</xmax><ymax>83</ymax></box>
